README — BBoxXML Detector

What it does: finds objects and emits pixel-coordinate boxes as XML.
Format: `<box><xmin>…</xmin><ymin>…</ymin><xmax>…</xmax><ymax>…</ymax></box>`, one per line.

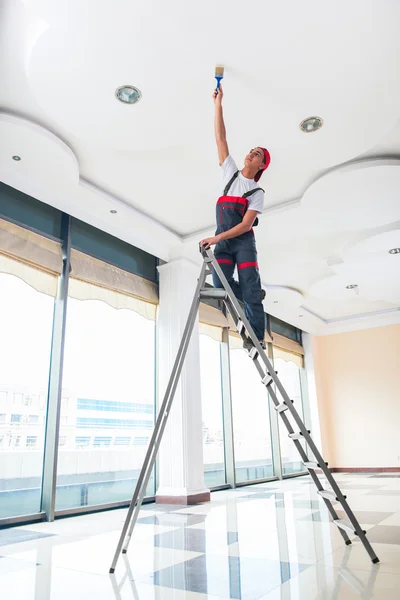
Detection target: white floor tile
<box><xmin>2</xmin><ymin>474</ymin><xmax>400</xmax><ymax>600</ymax></box>
<box><xmin>258</xmin><ymin>561</ymin><xmax>400</xmax><ymax>599</ymax></box>
<box><xmin>322</xmin><ymin>543</ymin><xmax>400</xmax><ymax>574</ymax></box>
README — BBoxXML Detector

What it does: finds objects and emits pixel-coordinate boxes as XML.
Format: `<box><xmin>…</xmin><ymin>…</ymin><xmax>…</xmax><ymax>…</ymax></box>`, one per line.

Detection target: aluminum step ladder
<box><xmin>109</xmin><ymin>246</ymin><xmax>379</xmax><ymax>573</ymax></box>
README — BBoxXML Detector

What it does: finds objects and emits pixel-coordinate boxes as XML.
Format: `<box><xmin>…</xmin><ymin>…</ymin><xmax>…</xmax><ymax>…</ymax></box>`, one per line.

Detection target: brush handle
<box><xmin>215</xmin><ymin>77</ymin><xmax>222</xmax><ymax>90</ymax></box>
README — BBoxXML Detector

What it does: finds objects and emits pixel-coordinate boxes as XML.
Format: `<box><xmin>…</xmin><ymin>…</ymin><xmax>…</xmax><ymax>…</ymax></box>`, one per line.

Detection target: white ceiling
<box><xmin>1</xmin><ymin>0</ymin><xmax>400</xmax><ymax>335</ymax></box>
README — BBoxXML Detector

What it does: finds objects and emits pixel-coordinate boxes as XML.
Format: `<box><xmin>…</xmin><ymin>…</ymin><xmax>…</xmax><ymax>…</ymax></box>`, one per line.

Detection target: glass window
<box><xmin>133</xmin><ymin>436</ymin><xmax>149</xmax><ymax>446</ymax></box>
<box><xmin>0</xmin><ymin>414</ymin><xmax>6</xmax><ymax>424</ymax></box>
<box><xmin>26</xmin><ymin>436</ymin><xmax>38</xmax><ymax>448</ymax></box>
<box><xmin>229</xmin><ymin>339</ymin><xmax>274</xmax><ymax>483</ymax></box>
<box><xmin>114</xmin><ymin>436</ymin><xmax>131</xmax><ymax>446</ymax></box>
<box><xmin>199</xmin><ymin>334</ymin><xmax>226</xmax><ymax>488</ymax></box>
<box><xmin>0</xmin><ymin>272</ymin><xmax>53</xmax><ymax>519</ymax></box>
<box><xmin>93</xmin><ymin>436</ymin><xmax>112</xmax><ymax>448</ymax></box>
<box><xmin>56</xmin><ymin>283</ymin><xmax>156</xmax><ymax>511</ymax></box>
<box><xmin>75</xmin><ymin>436</ymin><xmax>90</xmax><ymax>448</ymax></box>
<box><xmin>273</xmin><ymin>352</ymin><xmax>306</xmax><ymax>476</ymax></box>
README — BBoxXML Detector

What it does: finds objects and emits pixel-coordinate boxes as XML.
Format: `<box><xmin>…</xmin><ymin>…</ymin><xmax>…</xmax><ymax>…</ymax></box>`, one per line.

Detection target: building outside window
<box><xmin>55</xmin><ymin>270</ymin><xmax>157</xmax><ymax>511</ymax></box>
<box><xmin>229</xmin><ymin>336</ymin><xmax>274</xmax><ymax>483</ymax></box>
<box><xmin>199</xmin><ymin>333</ymin><xmax>226</xmax><ymax>487</ymax></box>
<box><xmin>0</xmin><ymin>269</ymin><xmax>54</xmax><ymax>519</ymax></box>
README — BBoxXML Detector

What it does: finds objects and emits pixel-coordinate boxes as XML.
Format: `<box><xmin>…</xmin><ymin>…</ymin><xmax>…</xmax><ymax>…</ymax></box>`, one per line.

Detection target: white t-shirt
<box><xmin>220</xmin><ymin>155</ymin><xmax>264</xmax><ymax>214</ymax></box>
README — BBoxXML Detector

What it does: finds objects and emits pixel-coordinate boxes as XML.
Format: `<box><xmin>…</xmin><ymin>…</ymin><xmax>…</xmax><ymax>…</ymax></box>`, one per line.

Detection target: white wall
<box><xmin>311</xmin><ymin>324</ymin><xmax>400</xmax><ymax>468</ymax></box>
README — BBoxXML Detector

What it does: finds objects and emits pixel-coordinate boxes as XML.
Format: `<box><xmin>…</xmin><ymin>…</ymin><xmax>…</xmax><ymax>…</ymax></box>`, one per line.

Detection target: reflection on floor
<box><xmin>1</xmin><ymin>473</ymin><xmax>400</xmax><ymax>599</ymax></box>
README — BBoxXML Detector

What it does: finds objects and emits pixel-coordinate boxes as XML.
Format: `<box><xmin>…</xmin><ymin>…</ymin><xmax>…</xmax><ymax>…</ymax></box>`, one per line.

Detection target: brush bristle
<box><xmin>215</xmin><ymin>66</ymin><xmax>224</xmax><ymax>78</ymax></box>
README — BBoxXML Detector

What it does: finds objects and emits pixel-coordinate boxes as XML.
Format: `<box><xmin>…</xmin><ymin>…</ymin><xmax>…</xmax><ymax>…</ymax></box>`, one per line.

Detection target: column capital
<box><xmin>157</xmin><ymin>257</ymin><xmax>200</xmax><ymax>277</ymax></box>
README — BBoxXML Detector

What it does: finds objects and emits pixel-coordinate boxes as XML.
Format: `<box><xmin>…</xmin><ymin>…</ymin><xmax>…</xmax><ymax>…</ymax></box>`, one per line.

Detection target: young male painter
<box><xmin>200</xmin><ymin>84</ymin><xmax>271</xmax><ymax>350</ymax></box>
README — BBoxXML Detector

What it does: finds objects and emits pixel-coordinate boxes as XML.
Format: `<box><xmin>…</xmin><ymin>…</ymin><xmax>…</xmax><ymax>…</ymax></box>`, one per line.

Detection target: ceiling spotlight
<box><xmin>388</xmin><ymin>248</ymin><xmax>400</xmax><ymax>255</ymax></box>
<box><xmin>12</xmin><ymin>155</ymin><xmax>21</xmax><ymax>161</ymax></box>
<box><xmin>273</xmin><ymin>300</ymin><xmax>278</xmax><ymax>304</ymax></box>
<box><xmin>110</xmin><ymin>210</ymin><xmax>117</xmax><ymax>214</ymax></box>
<box><xmin>115</xmin><ymin>85</ymin><xmax>142</xmax><ymax>104</ymax></box>
<box><xmin>298</xmin><ymin>314</ymin><xmax>303</xmax><ymax>318</ymax></box>
<box><xmin>300</xmin><ymin>116</ymin><xmax>323</xmax><ymax>133</ymax></box>
<box><xmin>346</xmin><ymin>284</ymin><xmax>357</xmax><ymax>290</ymax></box>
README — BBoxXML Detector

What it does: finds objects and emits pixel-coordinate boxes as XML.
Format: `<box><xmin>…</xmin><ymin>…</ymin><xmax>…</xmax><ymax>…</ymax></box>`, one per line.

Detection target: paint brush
<box><xmin>215</xmin><ymin>65</ymin><xmax>224</xmax><ymax>91</ymax></box>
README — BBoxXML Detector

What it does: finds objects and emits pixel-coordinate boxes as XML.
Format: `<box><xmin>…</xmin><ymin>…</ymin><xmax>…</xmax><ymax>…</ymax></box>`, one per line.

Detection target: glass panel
<box><xmin>0</xmin><ymin>182</ymin><xmax>63</xmax><ymax>240</ymax></box>
<box><xmin>274</xmin><ymin>354</ymin><xmax>306</xmax><ymax>476</ymax></box>
<box><xmin>199</xmin><ymin>334</ymin><xmax>226</xmax><ymax>487</ymax></box>
<box><xmin>56</xmin><ymin>283</ymin><xmax>156</xmax><ymax>510</ymax></box>
<box><xmin>0</xmin><ymin>272</ymin><xmax>54</xmax><ymax>518</ymax></box>
<box><xmin>229</xmin><ymin>340</ymin><xmax>274</xmax><ymax>483</ymax></box>
<box><xmin>71</xmin><ymin>218</ymin><xmax>157</xmax><ymax>282</ymax></box>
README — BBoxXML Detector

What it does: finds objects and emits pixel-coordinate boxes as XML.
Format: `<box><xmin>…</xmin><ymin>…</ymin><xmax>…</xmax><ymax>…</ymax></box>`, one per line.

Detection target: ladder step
<box><xmin>236</xmin><ymin>320</ymin><xmax>246</xmax><ymax>335</ymax></box>
<box><xmin>249</xmin><ymin>347</ymin><xmax>258</xmax><ymax>360</ymax></box>
<box><xmin>334</xmin><ymin>519</ymin><xmax>356</xmax><ymax>535</ymax></box>
<box><xmin>275</xmin><ymin>402</ymin><xmax>289</xmax><ymax>413</ymax></box>
<box><xmin>200</xmin><ymin>289</ymin><xmax>227</xmax><ymax>299</ymax></box>
<box><xmin>303</xmin><ymin>461</ymin><xmax>320</xmax><ymax>470</ymax></box>
<box><xmin>274</xmin><ymin>398</ymin><xmax>294</xmax><ymax>413</ymax></box>
<box><xmin>288</xmin><ymin>431</ymin><xmax>310</xmax><ymax>440</ymax></box>
<box><xmin>261</xmin><ymin>373</ymin><xmax>273</xmax><ymax>387</ymax></box>
<box><xmin>317</xmin><ymin>490</ymin><xmax>346</xmax><ymax>503</ymax></box>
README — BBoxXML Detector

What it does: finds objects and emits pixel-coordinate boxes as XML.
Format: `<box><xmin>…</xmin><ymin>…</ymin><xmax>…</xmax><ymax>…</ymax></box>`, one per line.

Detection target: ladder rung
<box><xmin>275</xmin><ymin>402</ymin><xmax>289</xmax><ymax>413</ymax></box>
<box><xmin>261</xmin><ymin>374</ymin><xmax>273</xmax><ymax>387</ymax></box>
<box><xmin>200</xmin><ymin>289</ymin><xmax>227</xmax><ymax>299</ymax></box>
<box><xmin>236</xmin><ymin>320</ymin><xmax>245</xmax><ymax>335</ymax></box>
<box><xmin>318</xmin><ymin>490</ymin><xmax>344</xmax><ymax>503</ymax></box>
<box><xmin>249</xmin><ymin>347</ymin><xmax>258</xmax><ymax>359</ymax></box>
<box><xmin>334</xmin><ymin>519</ymin><xmax>356</xmax><ymax>535</ymax></box>
<box><xmin>288</xmin><ymin>431</ymin><xmax>309</xmax><ymax>440</ymax></box>
<box><xmin>303</xmin><ymin>461</ymin><xmax>320</xmax><ymax>470</ymax></box>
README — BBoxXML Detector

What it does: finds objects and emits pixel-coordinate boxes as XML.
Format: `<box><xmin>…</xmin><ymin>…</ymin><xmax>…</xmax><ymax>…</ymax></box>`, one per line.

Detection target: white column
<box><xmin>155</xmin><ymin>258</ymin><xmax>210</xmax><ymax>504</ymax></box>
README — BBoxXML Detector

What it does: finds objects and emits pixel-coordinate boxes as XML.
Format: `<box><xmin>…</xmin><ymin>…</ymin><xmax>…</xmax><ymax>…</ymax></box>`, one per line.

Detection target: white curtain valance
<box><xmin>199</xmin><ymin>322</ymin><xmax>223</xmax><ymax>342</ymax></box>
<box><xmin>271</xmin><ymin>332</ymin><xmax>304</xmax><ymax>356</ymax></box>
<box><xmin>272</xmin><ymin>346</ymin><xmax>304</xmax><ymax>369</ymax></box>
<box><xmin>69</xmin><ymin>249</ymin><xmax>158</xmax><ymax>319</ymax></box>
<box><xmin>0</xmin><ymin>217</ymin><xmax>62</xmax><ymax>275</ymax></box>
<box><xmin>0</xmin><ymin>254</ymin><xmax>58</xmax><ymax>296</ymax></box>
<box><xmin>199</xmin><ymin>302</ymin><xmax>229</xmax><ymax>328</ymax></box>
<box><xmin>68</xmin><ymin>278</ymin><xmax>156</xmax><ymax>320</ymax></box>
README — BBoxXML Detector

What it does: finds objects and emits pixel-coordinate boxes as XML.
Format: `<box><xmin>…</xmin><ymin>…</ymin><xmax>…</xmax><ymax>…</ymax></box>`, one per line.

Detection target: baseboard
<box><xmin>156</xmin><ymin>491</ymin><xmax>211</xmax><ymax>505</ymax></box>
<box><xmin>330</xmin><ymin>467</ymin><xmax>400</xmax><ymax>473</ymax></box>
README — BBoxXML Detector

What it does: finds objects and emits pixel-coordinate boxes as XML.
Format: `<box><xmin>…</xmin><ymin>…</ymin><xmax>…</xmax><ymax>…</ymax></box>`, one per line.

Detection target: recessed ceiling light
<box><xmin>115</xmin><ymin>85</ymin><xmax>142</xmax><ymax>104</ymax></box>
<box><xmin>110</xmin><ymin>210</ymin><xmax>117</xmax><ymax>214</ymax></box>
<box><xmin>346</xmin><ymin>284</ymin><xmax>358</xmax><ymax>290</ymax></box>
<box><xmin>300</xmin><ymin>116</ymin><xmax>323</xmax><ymax>133</ymax></box>
<box><xmin>389</xmin><ymin>248</ymin><xmax>400</xmax><ymax>254</ymax></box>
<box><xmin>298</xmin><ymin>314</ymin><xmax>303</xmax><ymax>317</ymax></box>
<box><xmin>12</xmin><ymin>155</ymin><xmax>21</xmax><ymax>161</ymax></box>
<box><xmin>273</xmin><ymin>300</ymin><xmax>278</xmax><ymax>304</ymax></box>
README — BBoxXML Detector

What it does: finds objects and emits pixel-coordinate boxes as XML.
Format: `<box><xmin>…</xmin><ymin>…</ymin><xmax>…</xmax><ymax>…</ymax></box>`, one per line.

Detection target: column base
<box><xmin>156</xmin><ymin>490</ymin><xmax>210</xmax><ymax>505</ymax></box>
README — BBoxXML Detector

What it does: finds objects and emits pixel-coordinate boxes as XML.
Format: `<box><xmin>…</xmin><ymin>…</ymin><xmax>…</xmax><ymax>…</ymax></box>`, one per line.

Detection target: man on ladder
<box><xmin>200</xmin><ymin>84</ymin><xmax>271</xmax><ymax>350</ymax></box>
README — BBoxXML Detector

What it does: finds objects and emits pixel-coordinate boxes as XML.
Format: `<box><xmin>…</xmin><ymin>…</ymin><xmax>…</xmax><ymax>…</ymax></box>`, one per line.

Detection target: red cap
<box><xmin>254</xmin><ymin>147</ymin><xmax>271</xmax><ymax>182</ymax></box>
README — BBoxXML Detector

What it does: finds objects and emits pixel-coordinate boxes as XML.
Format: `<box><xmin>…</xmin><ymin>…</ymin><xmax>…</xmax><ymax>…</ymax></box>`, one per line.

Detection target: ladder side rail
<box><xmin>122</xmin><ymin>282</ymin><xmax>205</xmax><ymax>554</ymax></box>
<box><xmin>284</xmin><ymin>398</ymin><xmax>379</xmax><ymax>556</ymax></box>
<box><xmin>267</xmin><ymin>384</ymin><xmax>351</xmax><ymax>544</ymax></box>
<box><xmin>109</xmin><ymin>262</ymin><xmax>208</xmax><ymax>573</ymax></box>
<box><xmin>266</xmin><ymin>365</ymin><xmax>378</xmax><ymax>559</ymax></box>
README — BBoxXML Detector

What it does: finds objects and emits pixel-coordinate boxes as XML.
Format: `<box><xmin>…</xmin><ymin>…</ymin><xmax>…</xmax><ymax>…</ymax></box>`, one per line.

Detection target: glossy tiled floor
<box><xmin>1</xmin><ymin>473</ymin><xmax>400</xmax><ymax>599</ymax></box>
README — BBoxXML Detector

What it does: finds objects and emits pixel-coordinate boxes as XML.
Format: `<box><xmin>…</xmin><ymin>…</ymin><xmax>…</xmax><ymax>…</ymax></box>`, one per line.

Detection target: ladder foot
<box><xmin>372</xmin><ymin>557</ymin><xmax>380</xmax><ymax>564</ymax></box>
<box><xmin>109</xmin><ymin>568</ymin><xmax>115</xmax><ymax>574</ymax></box>
<box><xmin>122</xmin><ymin>549</ymin><xmax>127</xmax><ymax>554</ymax></box>
<box><xmin>345</xmin><ymin>540</ymin><xmax>352</xmax><ymax>546</ymax></box>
